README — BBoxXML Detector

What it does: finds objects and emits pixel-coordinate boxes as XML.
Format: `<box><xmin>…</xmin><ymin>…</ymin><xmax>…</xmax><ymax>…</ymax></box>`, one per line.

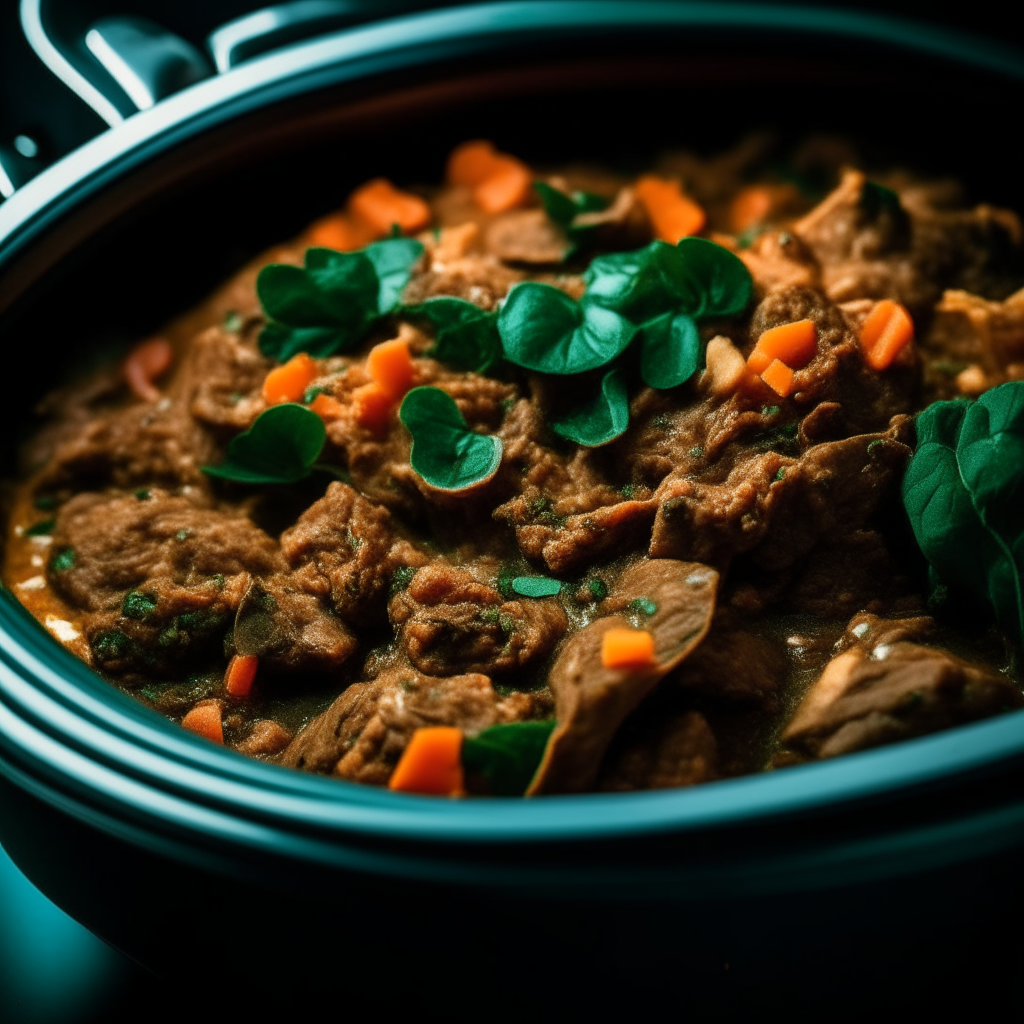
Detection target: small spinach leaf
<box><xmin>257</xmin><ymin>241</ymin><xmax>423</xmax><ymax>360</ymax></box>
<box><xmin>511</xmin><ymin>576</ymin><xmax>562</xmax><ymax>597</ymax></box>
<box><xmin>534</xmin><ymin>182</ymin><xmax>578</xmax><ymax>229</ymax></box>
<box><xmin>550</xmin><ymin>367</ymin><xmax>629</xmax><ymax>447</ymax></box>
<box><xmin>203</xmin><ymin>404</ymin><xmax>326</xmax><ymax>485</ymax></box>
<box><xmin>403</xmin><ymin>298</ymin><xmax>502</xmax><ymax>374</ymax></box>
<box><xmin>584</xmin><ymin>241</ymin><xmax>698</xmax><ymax>324</ymax></box>
<box><xmin>534</xmin><ymin>182</ymin><xmax>609</xmax><ymax>256</ymax></box>
<box><xmin>364</xmin><ymin>238</ymin><xmax>425</xmax><ymax>312</ymax></box>
<box><xmin>639</xmin><ymin>311</ymin><xmax>700</xmax><ymax>389</ymax></box>
<box><xmin>24</xmin><ymin>518</ymin><xmax>56</xmax><ymax>537</ymax></box>
<box><xmin>461</xmin><ymin>720</ymin><xmax>557</xmax><ymax>795</ymax></box>
<box><xmin>497</xmin><ymin>283</ymin><xmax>635</xmax><ymax>374</ymax></box>
<box><xmin>399</xmin><ymin>386</ymin><xmax>503</xmax><ymax>491</ymax></box>
<box><xmin>903</xmin><ymin>385</ymin><xmax>1024</xmax><ymax>646</ymax></box>
<box><xmin>675</xmin><ymin>237</ymin><xmax>752</xmax><ymax>318</ymax></box>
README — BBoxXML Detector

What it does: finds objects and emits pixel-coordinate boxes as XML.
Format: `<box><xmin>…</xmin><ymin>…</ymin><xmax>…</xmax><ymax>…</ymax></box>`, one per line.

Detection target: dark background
<box><xmin>0</xmin><ymin>2</ymin><xmax>1021</xmax><ymax>1021</ymax></box>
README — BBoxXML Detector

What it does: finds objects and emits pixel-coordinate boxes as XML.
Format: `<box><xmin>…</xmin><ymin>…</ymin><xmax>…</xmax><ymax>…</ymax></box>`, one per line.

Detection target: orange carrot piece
<box><xmin>181</xmin><ymin>703</ymin><xmax>223</xmax><ymax>744</ymax></box>
<box><xmin>761</xmin><ymin>358</ymin><xmax>795</xmax><ymax>397</ymax></box>
<box><xmin>124</xmin><ymin>337</ymin><xmax>173</xmax><ymax>403</ymax></box>
<box><xmin>859</xmin><ymin>299</ymin><xmax>914</xmax><ymax>371</ymax></box>
<box><xmin>473</xmin><ymin>159</ymin><xmax>533</xmax><ymax>214</ymax></box>
<box><xmin>747</xmin><ymin>319</ymin><xmax>818</xmax><ymax>374</ymax></box>
<box><xmin>225</xmin><ymin>655</ymin><xmax>258</xmax><ymax>699</ymax></box>
<box><xmin>388</xmin><ymin>727</ymin><xmax>465</xmax><ymax>796</ymax></box>
<box><xmin>730</xmin><ymin>185</ymin><xmax>774</xmax><ymax>233</ymax></box>
<box><xmin>367</xmin><ymin>337</ymin><xmax>415</xmax><ymax>399</ymax></box>
<box><xmin>262</xmin><ymin>352</ymin><xmax>318</xmax><ymax>405</ymax></box>
<box><xmin>309</xmin><ymin>393</ymin><xmax>345</xmax><ymax>421</ymax></box>
<box><xmin>601</xmin><ymin>628</ymin><xmax>657</xmax><ymax>670</ymax></box>
<box><xmin>307</xmin><ymin>212</ymin><xmax>373</xmax><ymax>251</ymax></box>
<box><xmin>348</xmin><ymin>178</ymin><xmax>431</xmax><ymax>237</ymax></box>
<box><xmin>634</xmin><ymin>175</ymin><xmax>706</xmax><ymax>243</ymax></box>
<box><xmin>446</xmin><ymin>140</ymin><xmax>506</xmax><ymax>186</ymax></box>
<box><xmin>352</xmin><ymin>381</ymin><xmax>393</xmax><ymax>434</ymax></box>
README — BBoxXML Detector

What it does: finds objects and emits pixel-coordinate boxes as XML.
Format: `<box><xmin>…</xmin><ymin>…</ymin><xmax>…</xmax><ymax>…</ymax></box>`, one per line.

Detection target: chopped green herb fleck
<box><xmin>496</xmin><ymin>564</ymin><xmax>516</xmax><ymax>599</ymax></box>
<box><xmin>587</xmin><ymin>578</ymin><xmax>608</xmax><ymax>601</ymax></box>
<box><xmin>762</xmin><ymin>405</ymin><xmax>781</xmax><ymax>417</ymax></box>
<box><xmin>212</xmin><ymin>574</ymin><xmax>225</xmax><ymax>589</ymax></box>
<box><xmin>224</xmin><ymin>310</ymin><xmax>243</xmax><ymax>333</ymax></box>
<box><xmin>688</xmin><ymin>446</ymin><xmax>704</xmax><ymax>459</ymax></box>
<box><xmin>175</xmin><ymin>529</ymin><xmax>190</xmax><ymax>541</ymax></box>
<box><xmin>303</xmin><ymin>385</ymin><xmax>326</xmax><ymax>404</ymax></box>
<box><xmin>121</xmin><ymin>590</ymin><xmax>157</xmax><ymax>620</ymax></box>
<box><xmin>629</xmin><ymin>597</ymin><xmax>658</xmax><ymax>616</ymax></box>
<box><xmin>390</xmin><ymin>565</ymin><xmax>417</xmax><ymax>594</ymax></box>
<box><xmin>511</xmin><ymin>576</ymin><xmax>562</xmax><ymax>598</ymax></box>
<box><xmin>620</xmin><ymin>484</ymin><xmax>637</xmax><ymax>499</ymax></box>
<box><xmin>24</xmin><ymin>518</ymin><xmax>55</xmax><ymax>537</ymax></box>
<box><xmin>93</xmin><ymin>630</ymin><xmax>130</xmax><ymax>660</ymax></box>
<box><xmin>51</xmin><ymin>547</ymin><xmax>75</xmax><ymax>572</ymax></box>
<box><xmin>134</xmin><ymin>488</ymin><xmax>151</xmax><ymax>500</ymax></box>
<box><xmin>774</xmin><ymin>468</ymin><xmax>787</xmax><ymax>481</ymax></box>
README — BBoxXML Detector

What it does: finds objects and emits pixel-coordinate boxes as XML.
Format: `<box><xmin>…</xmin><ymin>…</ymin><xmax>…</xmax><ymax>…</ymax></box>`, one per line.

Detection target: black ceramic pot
<box><xmin>3</xmin><ymin>2</ymin><xmax>1024</xmax><ymax>1010</ymax></box>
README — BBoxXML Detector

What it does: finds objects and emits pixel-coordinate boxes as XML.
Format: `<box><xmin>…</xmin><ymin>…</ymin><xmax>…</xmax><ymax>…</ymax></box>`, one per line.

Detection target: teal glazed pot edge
<box><xmin>3</xmin><ymin>1</ymin><xmax>1024</xmax><ymax>892</ymax></box>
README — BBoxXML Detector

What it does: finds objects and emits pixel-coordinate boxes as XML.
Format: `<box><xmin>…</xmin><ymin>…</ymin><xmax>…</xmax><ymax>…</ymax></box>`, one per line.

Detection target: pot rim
<box><xmin>3</xmin><ymin>0</ymin><xmax>1024</xmax><ymax>858</ymax></box>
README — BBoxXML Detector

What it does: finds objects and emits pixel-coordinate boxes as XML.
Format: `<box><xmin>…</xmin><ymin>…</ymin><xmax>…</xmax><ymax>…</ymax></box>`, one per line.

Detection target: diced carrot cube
<box><xmin>747</xmin><ymin>319</ymin><xmax>818</xmax><ymax>374</ymax></box>
<box><xmin>309</xmin><ymin>393</ymin><xmax>345</xmax><ymax>421</ymax></box>
<box><xmin>263</xmin><ymin>352</ymin><xmax>318</xmax><ymax>405</ymax></box>
<box><xmin>473</xmin><ymin>159</ymin><xmax>533</xmax><ymax>214</ymax></box>
<box><xmin>634</xmin><ymin>175</ymin><xmax>706</xmax><ymax>243</ymax></box>
<box><xmin>388</xmin><ymin>727</ymin><xmax>465</xmax><ymax>796</ymax></box>
<box><xmin>859</xmin><ymin>299</ymin><xmax>914</xmax><ymax>371</ymax></box>
<box><xmin>446</xmin><ymin>140</ymin><xmax>506</xmax><ymax>186</ymax></box>
<box><xmin>730</xmin><ymin>185</ymin><xmax>774</xmax><ymax>233</ymax></box>
<box><xmin>181</xmin><ymin>703</ymin><xmax>223</xmax><ymax>744</ymax></box>
<box><xmin>601</xmin><ymin>628</ymin><xmax>657</xmax><ymax>670</ymax></box>
<box><xmin>761</xmin><ymin>358</ymin><xmax>795</xmax><ymax>397</ymax></box>
<box><xmin>307</xmin><ymin>213</ymin><xmax>374</xmax><ymax>251</ymax></box>
<box><xmin>352</xmin><ymin>381</ymin><xmax>393</xmax><ymax>434</ymax></box>
<box><xmin>348</xmin><ymin>178</ymin><xmax>431</xmax><ymax>237</ymax></box>
<box><xmin>367</xmin><ymin>336</ymin><xmax>415</xmax><ymax>399</ymax></box>
<box><xmin>224</xmin><ymin>655</ymin><xmax>258</xmax><ymax>699</ymax></box>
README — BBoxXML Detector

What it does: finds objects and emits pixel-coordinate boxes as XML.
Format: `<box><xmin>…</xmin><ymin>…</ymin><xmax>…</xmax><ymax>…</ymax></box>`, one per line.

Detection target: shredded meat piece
<box><xmin>388</xmin><ymin>562</ymin><xmax>567</xmax><ymax>676</ymax></box>
<box><xmin>529</xmin><ymin>559</ymin><xmax>718</xmax><ymax>795</ymax></box>
<box><xmin>781</xmin><ymin>623</ymin><xmax>1021</xmax><ymax>759</ymax></box>
<box><xmin>279</xmin><ymin>666</ymin><xmax>541</xmax><ymax>783</ymax></box>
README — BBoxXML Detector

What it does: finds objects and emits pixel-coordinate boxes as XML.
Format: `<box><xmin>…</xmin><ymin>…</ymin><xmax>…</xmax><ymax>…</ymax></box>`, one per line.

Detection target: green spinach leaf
<box><xmin>461</xmin><ymin>720</ymin><xmax>556</xmax><ymax>795</ymax></box>
<box><xmin>257</xmin><ymin>240</ymin><xmax>423</xmax><ymax>360</ymax></box>
<box><xmin>399</xmin><ymin>386</ymin><xmax>503</xmax><ymax>491</ymax></box>
<box><xmin>403</xmin><ymin>298</ymin><xmax>502</xmax><ymax>374</ymax></box>
<box><xmin>675</xmin><ymin>237</ymin><xmax>752</xmax><ymax>318</ymax></box>
<box><xmin>584</xmin><ymin>240</ymin><xmax>699</xmax><ymax>324</ymax></box>
<box><xmin>639</xmin><ymin>311</ymin><xmax>701</xmax><ymax>389</ymax></box>
<box><xmin>903</xmin><ymin>384</ymin><xmax>1024</xmax><ymax>645</ymax></box>
<box><xmin>534</xmin><ymin>182</ymin><xmax>609</xmax><ymax>255</ymax></box>
<box><xmin>550</xmin><ymin>367</ymin><xmax>629</xmax><ymax>447</ymax></box>
<box><xmin>497</xmin><ymin>283</ymin><xmax>635</xmax><ymax>374</ymax></box>
<box><xmin>202</xmin><ymin>404</ymin><xmax>326</xmax><ymax>485</ymax></box>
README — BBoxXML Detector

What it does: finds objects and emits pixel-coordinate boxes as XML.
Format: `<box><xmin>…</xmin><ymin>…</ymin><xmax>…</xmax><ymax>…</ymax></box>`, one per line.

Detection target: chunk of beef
<box><xmin>48</xmin><ymin>491</ymin><xmax>284</xmax><ymax>675</ymax></box>
<box><xmin>236</xmin><ymin>720</ymin><xmax>292</xmax><ymax>757</ymax></box>
<box><xmin>388</xmin><ymin>562</ymin><xmax>567</xmax><ymax>676</ymax></box>
<box><xmin>529</xmin><ymin>559</ymin><xmax>718</xmax><ymax>795</ymax></box>
<box><xmin>485</xmin><ymin>209</ymin><xmax>569</xmax><ymax>264</ymax></box>
<box><xmin>232</xmin><ymin>576</ymin><xmax>357</xmax><ymax>673</ymax></box>
<box><xmin>668</xmin><ymin>610</ymin><xmax>786</xmax><ymax>710</ymax></box>
<box><xmin>50</xmin><ymin>491</ymin><xmax>283</xmax><ymax>612</ymax></box>
<box><xmin>781</xmin><ymin>636</ymin><xmax>1021</xmax><ymax>759</ymax></box>
<box><xmin>178</xmin><ymin>326</ymin><xmax>271</xmax><ymax>430</ymax></box>
<box><xmin>650</xmin><ymin>417</ymin><xmax>912</xmax><ymax>574</ymax></box>
<box><xmin>280</xmin><ymin>482</ymin><xmax>428</xmax><ymax>625</ymax></box>
<box><xmin>280</xmin><ymin>666</ymin><xmax>530</xmax><ymax>783</ymax></box>
<box><xmin>36</xmin><ymin>400</ymin><xmax>215</xmax><ymax>493</ymax></box>
<box><xmin>794</xmin><ymin>168</ymin><xmax>1023</xmax><ymax>314</ymax></box>
<box><xmin>597</xmin><ymin>710</ymin><xmax>718</xmax><ymax>791</ymax></box>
